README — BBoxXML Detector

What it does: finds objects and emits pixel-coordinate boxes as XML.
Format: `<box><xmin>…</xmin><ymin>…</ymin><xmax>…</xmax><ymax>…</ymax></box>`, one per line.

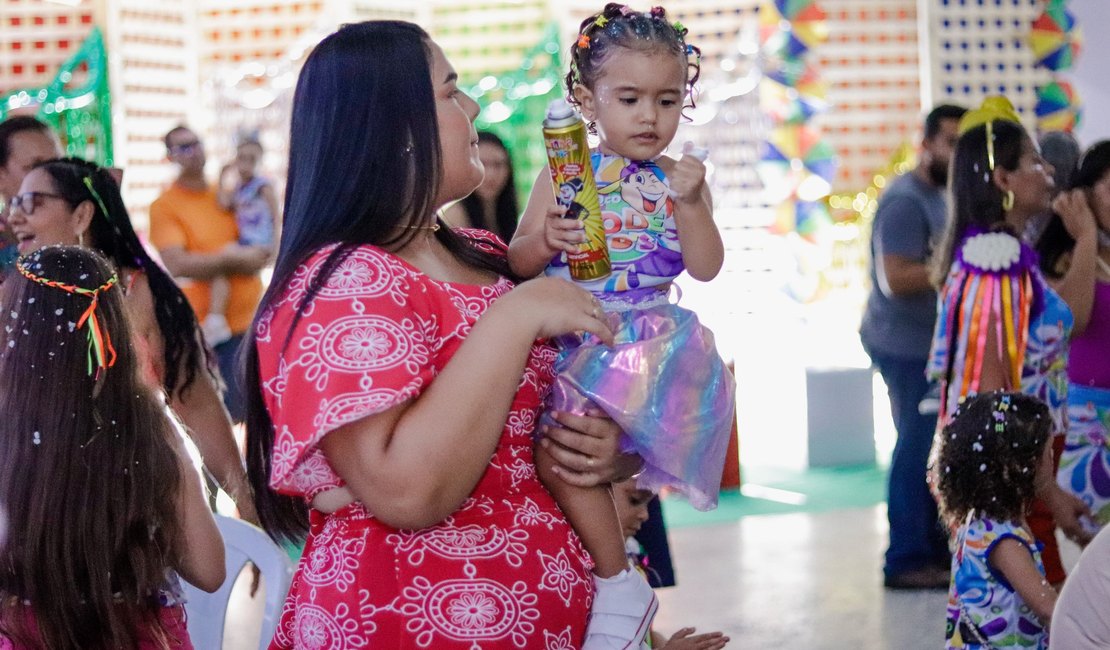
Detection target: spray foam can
<box><xmin>542</xmin><ymin>98</ymin><xmax>611</xmax><ymax>282</ymax></box>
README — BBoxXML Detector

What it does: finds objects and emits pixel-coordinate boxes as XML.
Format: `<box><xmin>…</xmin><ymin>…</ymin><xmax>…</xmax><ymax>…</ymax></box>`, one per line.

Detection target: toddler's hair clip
<box><xmin>673</xmin><ymin>20</ymin><xmax>687</xmax><ymax>35</ymax></box>
<box><xmin>577</xmin><ymin>34</ymin><xmax>591</xmax><ymax>49</ymax></box>
<box><xmin>619</xmin><ymin>5</ymin><xmax>634</xmax><ymax>16</ymax></box>
<box><xmin>594</xmin><ymin>16</ymin><xmax>608</xmax><ymax>28</ymax></box>
<box><xmin>650</xmin><ymin>6</ymin><xmax>665</xmax><ymax>18</ymax></box>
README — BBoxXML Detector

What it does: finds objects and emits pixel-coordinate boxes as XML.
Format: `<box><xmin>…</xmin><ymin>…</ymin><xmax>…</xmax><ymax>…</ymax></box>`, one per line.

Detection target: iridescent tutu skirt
<box><xmin>546</xmin><ymin>294</ymin><xmax>736</xmax><ymax>511</ymax></box>
<box><xmin>1058</xmin><ymin>383</ymin><xmax>1110</xmax><ymax>534</ymax></box>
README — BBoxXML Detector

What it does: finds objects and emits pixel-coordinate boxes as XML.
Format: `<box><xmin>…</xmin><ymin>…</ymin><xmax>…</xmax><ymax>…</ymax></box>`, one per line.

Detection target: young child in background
<box><xmin>936</xmin><ymin>391</ymin><xmax>1057</xmax><ymax>649</ymax></box>
<box><xmin>613</xmin><ymin>479</ymin><xmax>729</xmax><ymax>650</ymax></box>
<box><xmin>204</xmin><ymin>133</ymin><xmax>278</xmax><ymax>345</ymax></box>
<box><xmin>0</xmin><ymin>246</ymin><xmax>224</xmax><ymax>648</ymax></box>
<box><xmin>508</xmin><ymin>4</ymin><xmax>735</xmax><ymax>647</ymax></box>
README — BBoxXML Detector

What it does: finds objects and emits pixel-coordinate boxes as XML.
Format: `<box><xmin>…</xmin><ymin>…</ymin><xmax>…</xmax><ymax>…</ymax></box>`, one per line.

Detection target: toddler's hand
<box><xmin>544</xmin><ymin>204</ymin><xmax>586</xmax><ymax>255</ymax></box>
<box><xmin>667</xmin><ymin>142</ymin><xmax>708</xmax><ymax>204</ymax></box>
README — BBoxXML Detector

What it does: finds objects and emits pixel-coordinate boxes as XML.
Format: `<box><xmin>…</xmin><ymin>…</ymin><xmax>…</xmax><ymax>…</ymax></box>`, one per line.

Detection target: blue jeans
<box><xmin>870</xmin><ymin>353</ymin><xmax>949</xmax><ymax>577</ymax></box>
<box><xmin>214</xmin><ymin>334</ymin><xmax>246</xmax><ymax>423</ymax></box>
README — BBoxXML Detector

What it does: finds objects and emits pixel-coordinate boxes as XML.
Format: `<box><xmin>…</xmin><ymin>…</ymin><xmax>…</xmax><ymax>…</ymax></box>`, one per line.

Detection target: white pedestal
<box><xmin>805</xmin><ymin>366</ymin><xmax>876</xmax><ymax>468</ymax></box>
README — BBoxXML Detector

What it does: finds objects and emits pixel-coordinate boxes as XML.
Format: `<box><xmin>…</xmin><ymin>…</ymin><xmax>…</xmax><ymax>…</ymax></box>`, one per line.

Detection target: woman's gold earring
<box><xmin>1002</xmin><ymin>190</ymin><xmax>1014</xmax><ymax>212</ymax></box>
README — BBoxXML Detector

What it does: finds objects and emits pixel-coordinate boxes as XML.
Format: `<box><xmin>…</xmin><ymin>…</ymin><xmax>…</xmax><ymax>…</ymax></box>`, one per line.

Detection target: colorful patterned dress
<box><xmin>544</xmin><ymin>152</ymin><xmax>736</xmax><ymax>511</ymax></box>
<box><xmin>256</xmin><ymin>233</ymin><xmax>593</xmax><ymax>648</ymax></box>
<box><xmin>1057</xmin><ymin>281</ymin><xmax>1110</xmax><ymax>534</ymax></box>
<box><xmin>945</xmin><ymin>515</ymin><xmax>1048</xmax><ymax>649</ymax></box>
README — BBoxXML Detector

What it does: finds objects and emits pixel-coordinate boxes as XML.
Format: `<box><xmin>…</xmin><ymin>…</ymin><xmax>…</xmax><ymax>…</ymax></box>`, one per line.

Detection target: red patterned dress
<box><xmin>256</xmin><ymin>233</ymin><xmax>594</xmax><ymax>649</ymax></box>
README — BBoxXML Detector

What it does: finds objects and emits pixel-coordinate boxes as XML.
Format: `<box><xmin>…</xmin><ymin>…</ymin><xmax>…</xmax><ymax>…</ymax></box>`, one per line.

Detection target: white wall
<box><xmin>1072</xmin><ymin>0</ymin><xmax>1110</xmax><ymax>147</ymax></box>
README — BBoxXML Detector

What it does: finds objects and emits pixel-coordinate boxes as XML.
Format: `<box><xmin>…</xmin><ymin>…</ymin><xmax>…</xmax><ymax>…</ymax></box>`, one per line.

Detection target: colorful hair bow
<box><xmin>16</xmin><ymin>259</ymin><xmax>118</xmax><ymax>378</ymax></box>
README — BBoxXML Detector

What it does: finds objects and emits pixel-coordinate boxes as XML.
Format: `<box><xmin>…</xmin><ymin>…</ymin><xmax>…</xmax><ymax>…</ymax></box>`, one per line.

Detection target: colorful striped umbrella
<box><xmin>1029</xmin><ymin>0</ymin><xmax>1082</xmax><ymax>71</ymax></box>
<box><xmin>1035</xmin><ymin>80</ymin><xmax>1081</xmax><ymax>132</ymax></box>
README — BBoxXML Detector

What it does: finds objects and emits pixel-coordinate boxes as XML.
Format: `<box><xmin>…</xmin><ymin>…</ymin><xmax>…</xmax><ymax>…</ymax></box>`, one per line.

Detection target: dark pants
<box><xmin>871</xmin><ymin>353</ymin><xmax>950</xmax><ymax>577</ymax></box>
<box><xmin>634</xmin><ymin>496</ymin><xmax>676</xmax><ymax>588</ymax></box>
<box><xmin>214</xmin><ymin>334</ymin><xmax>246</xmax><ymax>423</ymax></box>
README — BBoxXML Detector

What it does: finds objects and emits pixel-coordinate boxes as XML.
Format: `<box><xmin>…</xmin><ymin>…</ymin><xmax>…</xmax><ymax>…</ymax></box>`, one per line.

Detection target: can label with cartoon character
<box><xmin>542</xmin><ymin>99</ymin><xmax>611</xmax><ymax>282</ymax></box>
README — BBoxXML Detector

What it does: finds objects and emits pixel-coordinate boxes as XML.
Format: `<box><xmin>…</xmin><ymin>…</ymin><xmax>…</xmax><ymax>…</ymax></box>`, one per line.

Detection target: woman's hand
<box><xmin>506</xmin><ymin>276</ymin><xmax>613</xmax><ymax>346</ymax></box>
<box><xmin>1052</xmin><ymin>189</ymin><xmax>1098</xmax><ymax>241</ymax></box>
<box><xmin>1044</xmin><ymin>483</ymin><xmax>1095</xmax><ymax>547</ymax></box>
<box><xmin>539</xmin><ymin>408</ymin><xmax>642</xmax><ymax>487</ymax></box>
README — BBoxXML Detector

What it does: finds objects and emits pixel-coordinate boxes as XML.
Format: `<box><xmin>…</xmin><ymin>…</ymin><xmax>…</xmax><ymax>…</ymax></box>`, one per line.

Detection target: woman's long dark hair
<box><xmin>932</xmin><ymin>120</ymin><xmax>1029</xmax><ymax>286</ymax></box>
<box><xmin>0</xmin><ymin>246</ymin><xmax>183</xmax><ymax>649</ymax></box>
<box><xmin>457</xmin><ymin>131</ymin><xmax>519</xmax><ymax>242</ymax></box>
<box><xmin>32</xmin><ymin>158</ymin><xmax>216</xmax><ymax>399</ymax></box>
<box><xmin>244</xmin><ymin>21</ymin><xmax>513</xmax><ymax>542</ymax></box>
<box><xmin>1037</xmin><ymin>140</ymin><xmax>1110</xmax><ymax>278</ymax></box>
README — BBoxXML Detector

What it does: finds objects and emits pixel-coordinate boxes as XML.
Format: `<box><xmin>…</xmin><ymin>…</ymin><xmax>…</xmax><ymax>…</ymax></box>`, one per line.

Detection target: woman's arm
<box><xmin>989</xmin><ymin>537</ymin><xmax>1058</xmax><ymax>627</ymax></box>
<box><xmin>170</xmin><ymin>379</ymin><xmax>259</xmax><ymax>524</ymax></box>
<box><xmin>128</xmin><ymin>275</ymin><xmax>258</xmax><ymax>524</ymax></box>
<box><xmin>508</xmin><ymin>168</ymin><xmax>581</xmax><ymax>279</ymax></box>
<box><xmin>168</xmin><ymin>424</ymin><xmax>226</xmax><ymax>592</ymax></box>
<box><xmin>319</xmin><ymin>277</ymin><xmax>613</xmax><ymax>530</ymax></box>
<box><xmin>1047</xmin><ymin>190</ymin><xmax>1098</xmax><ymax>336</ymax></box>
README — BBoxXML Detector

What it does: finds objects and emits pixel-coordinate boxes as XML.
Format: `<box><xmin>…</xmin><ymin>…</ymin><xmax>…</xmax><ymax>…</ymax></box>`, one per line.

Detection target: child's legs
<box><xmin>209</xmin><ymin>275</ymin><xmax>231</xmax><ymax>317</ymax></box>
<box><xmin>535</xmin><ymin>440</ymin><xmax>628</xmax><ymax>578</ymax></box>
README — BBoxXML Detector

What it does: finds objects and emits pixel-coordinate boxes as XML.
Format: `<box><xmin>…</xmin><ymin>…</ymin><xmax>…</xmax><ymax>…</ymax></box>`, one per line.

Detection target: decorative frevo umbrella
<box><xmin>758</xmin><ymin>125</ymin><xmax>838</xmax><ymax>202</ymax></box>
<box><xmin>761</xmin><ymin>79</ymin><xmax>826</xmax><ymax>126</ymax></box>
<box><xmin>1029</xmin><ymin>0</ymin><xmax>1082</xmax><ymax>71</ymax></box>
<box><xmin>1035</xmin><ymin>80</ymin><xmax>1082</xmax><ymax>132</ymax></box>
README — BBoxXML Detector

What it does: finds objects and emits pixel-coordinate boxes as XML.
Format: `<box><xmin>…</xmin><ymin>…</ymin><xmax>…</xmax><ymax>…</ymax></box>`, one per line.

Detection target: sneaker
<box><xmin>202</xmin><ymin>313</ymin><xmax>233</xmax><ymax>346</ymax></box>
<box><xmin>883</xmin><ymin>566</ymin><xmax>950</xmax><ymax>590</ymax></box>
<box><xmin>583</xmin><ymin>568</ymin><xmax>658</xmax><ymax>650</ymax></box>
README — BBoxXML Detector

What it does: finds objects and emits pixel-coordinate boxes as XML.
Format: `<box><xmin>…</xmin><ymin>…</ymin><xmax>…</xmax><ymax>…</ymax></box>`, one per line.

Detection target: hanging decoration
<box><xmin>1029</xmin><ymin>0</ymin><xmax>1082</xmax><ymax>133</ymax></box>
<box><xmin>0</xmin><ymin>28</ymin><xmax>113</xmax><ymax>166</ymax></box>
<box><xmin>466</xmin><ymin>22</ymin><xmax>564</xmax><ymax>200</ymax></box>
<box><xmin>756</xmin><ymin>0</ymin><xmax>835</xmax><ymax>242</ymax></box>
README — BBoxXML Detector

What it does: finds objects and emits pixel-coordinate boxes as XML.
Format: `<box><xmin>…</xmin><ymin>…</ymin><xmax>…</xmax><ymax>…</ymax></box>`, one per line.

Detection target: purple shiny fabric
<box><xmin>547</xmin><ymin>303</ymin><xmax>736</xmax><ymax>510</ymax></box>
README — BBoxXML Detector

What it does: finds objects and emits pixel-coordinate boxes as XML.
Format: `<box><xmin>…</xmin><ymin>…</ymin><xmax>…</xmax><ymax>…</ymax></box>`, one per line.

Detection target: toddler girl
<box><xmin>509</xmin><ymin>4</ymin><xmax>735</xmax><ymax>647</ymax></box>
<box><xmin>937</xmin><ymin>391</ymin><xmax>1057</xmax><ymax>649</ymax></box>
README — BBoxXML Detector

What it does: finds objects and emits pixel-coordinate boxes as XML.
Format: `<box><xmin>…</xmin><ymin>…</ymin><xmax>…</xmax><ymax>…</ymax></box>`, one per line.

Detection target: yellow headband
<box><xmin>957</xmin><ymin>96</ymin><xmax>1021</xmax><ymax>135</ymax></box>
<box><xmin>957</xmin><ymin>96</ymin><xmax>1022</xmax><ymax>172</ymax></box>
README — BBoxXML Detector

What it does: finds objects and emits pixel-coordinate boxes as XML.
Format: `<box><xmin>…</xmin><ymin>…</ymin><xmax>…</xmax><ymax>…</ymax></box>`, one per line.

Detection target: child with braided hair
<box><xmin>509</xmin><ymin>5</ymin><xmax>735</xmax><ymax>648</ymax></box>
<box><xmin>0</xmin><ymin>246</ymin><xmax>223</xmax><ymax>648</ymax></box>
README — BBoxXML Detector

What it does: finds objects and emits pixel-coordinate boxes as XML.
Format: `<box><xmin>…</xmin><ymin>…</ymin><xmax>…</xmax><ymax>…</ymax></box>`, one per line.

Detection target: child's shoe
<box><xmin>202</xmin><ymin>313</ymin><xmax>232</xmax><ymax>346</ymax></box>
<box><xmin>582</xmin><ymin>568</ymin><xmax>658</xmax><ymax>650</ymax></box>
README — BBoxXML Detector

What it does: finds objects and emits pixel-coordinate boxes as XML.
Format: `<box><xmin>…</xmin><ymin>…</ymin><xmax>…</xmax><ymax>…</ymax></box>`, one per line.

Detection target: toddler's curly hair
<box><xmin>936</xmin><ymin>391</ymin><xmax>1051</xmax><ymax>527</ymax></box>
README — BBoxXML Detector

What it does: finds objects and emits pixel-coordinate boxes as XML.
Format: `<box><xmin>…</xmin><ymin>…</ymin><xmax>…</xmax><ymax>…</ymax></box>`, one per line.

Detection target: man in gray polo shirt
<box><xmin>861</xmin><ymin>104</ymin><xmax>965</xmax><ymax>590</ymax></box>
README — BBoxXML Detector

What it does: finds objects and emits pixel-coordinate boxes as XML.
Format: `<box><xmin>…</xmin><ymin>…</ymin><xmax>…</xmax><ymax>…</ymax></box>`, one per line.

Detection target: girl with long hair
<box><xmin>5</xmin><ymin>157</ymin><xmax>257</xmax><ymax>523</ymax></box>
<box><xmin>0</xmin><ymin>246</ymin><xmax>223</xmax><ymax>649</ymax></box>
<box><xmin>927</xmin><ymin>97</ymin><xmax>1097</xmax><ymax>587</ymax></box>
<box><xmin>245</xmin><ymin>20</ymin><xmax>639</xmax><ymax>647</ymax></box>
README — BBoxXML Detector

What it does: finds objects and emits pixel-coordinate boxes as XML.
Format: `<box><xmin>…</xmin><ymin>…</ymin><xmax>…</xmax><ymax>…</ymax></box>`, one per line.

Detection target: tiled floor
<box><xmin>219</xmin><ymin>502</ymin><xmax>1082</xmax><ymax>649</ymax></box>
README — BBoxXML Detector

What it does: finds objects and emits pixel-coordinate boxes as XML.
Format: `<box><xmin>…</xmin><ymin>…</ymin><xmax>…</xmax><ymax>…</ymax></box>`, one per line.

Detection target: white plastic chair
<box><xmin>182</xmin><ymin>515</ymin><xmax>294</xmax><ymax>650</ymax></box>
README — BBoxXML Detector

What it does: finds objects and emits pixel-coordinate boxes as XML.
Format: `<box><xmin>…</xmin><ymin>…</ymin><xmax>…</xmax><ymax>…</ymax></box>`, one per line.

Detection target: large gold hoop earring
<box><xmin>1002</xmin><ymin>190</ymin><xmax>1014</xmax><ymax>213</ymax></box>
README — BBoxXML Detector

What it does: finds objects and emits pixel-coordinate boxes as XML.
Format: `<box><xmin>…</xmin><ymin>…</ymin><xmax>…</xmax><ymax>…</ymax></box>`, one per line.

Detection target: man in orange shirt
<box><xmin>149</xmin><ymin>126</ymin><xmax>269</xmax><ymax>422</ymax></box>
